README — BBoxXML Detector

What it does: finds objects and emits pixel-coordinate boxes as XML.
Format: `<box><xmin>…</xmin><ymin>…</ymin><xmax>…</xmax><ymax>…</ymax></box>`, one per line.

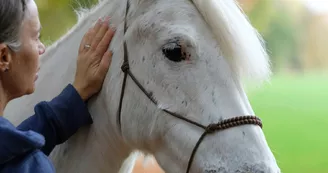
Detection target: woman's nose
<box><xmin>39</xmin><ymin>42</ymin><xmax>45</xmax><ymax>55</ymax></box>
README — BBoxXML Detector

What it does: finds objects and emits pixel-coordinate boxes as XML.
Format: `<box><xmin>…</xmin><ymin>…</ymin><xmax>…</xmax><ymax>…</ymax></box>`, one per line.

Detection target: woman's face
<box><xmin>0</xmin><ymin>0</ymin><xmax>45</xmax><ymax>100</ymax></box>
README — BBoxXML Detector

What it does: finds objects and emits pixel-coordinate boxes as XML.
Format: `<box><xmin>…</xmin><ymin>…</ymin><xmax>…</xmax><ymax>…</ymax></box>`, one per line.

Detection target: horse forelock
<box><xmin>192</xmin><ymin>0</ymin><xmax>271</xmax><ymax>83</ymax></box>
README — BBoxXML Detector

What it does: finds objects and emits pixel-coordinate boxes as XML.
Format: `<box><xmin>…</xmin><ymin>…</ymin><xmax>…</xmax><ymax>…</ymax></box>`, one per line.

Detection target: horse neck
<box><xmin>48</xmin><ymin>1</ymin><xmax>138</xmax><ymax>172</ymax></box>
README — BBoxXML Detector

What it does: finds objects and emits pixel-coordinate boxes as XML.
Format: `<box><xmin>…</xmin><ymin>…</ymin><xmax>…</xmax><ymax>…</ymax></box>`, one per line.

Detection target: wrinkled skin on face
<box><xmin>0</xmin><ymin>0</ymin><xmax>45</xmax><ymax>102</ymax></box>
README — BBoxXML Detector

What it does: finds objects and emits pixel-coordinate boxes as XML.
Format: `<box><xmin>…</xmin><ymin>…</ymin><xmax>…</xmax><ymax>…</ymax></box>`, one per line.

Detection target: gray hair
<box><xmin>0</xmin><ymin>0</ymin><xmax>27</xmax><ymax>52</ymax></box>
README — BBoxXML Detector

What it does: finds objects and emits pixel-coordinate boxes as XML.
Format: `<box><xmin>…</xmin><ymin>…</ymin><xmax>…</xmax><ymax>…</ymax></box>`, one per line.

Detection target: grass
<box><xmin>247</xmin><ymin>72</ymin><xmax>328</xmax><ymax>173</ymax></box>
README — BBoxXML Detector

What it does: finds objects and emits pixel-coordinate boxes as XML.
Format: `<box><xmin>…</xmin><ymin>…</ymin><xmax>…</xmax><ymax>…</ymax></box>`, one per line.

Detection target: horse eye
<box><xmin>162</xmin><ymin>42</ymin><xmax>186</xmax><ymax>62</ymax></box>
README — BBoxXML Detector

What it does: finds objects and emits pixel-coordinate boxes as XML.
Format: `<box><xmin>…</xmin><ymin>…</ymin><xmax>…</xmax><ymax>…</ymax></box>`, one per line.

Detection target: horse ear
<box><xmin>191</xmin><ymin>0</ymin><xmax>271</xmax><ymax>82</ymax></box>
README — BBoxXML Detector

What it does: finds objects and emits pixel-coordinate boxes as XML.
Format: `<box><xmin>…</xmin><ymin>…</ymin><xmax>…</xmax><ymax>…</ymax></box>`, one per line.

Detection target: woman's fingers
<box><xmin>91</xmin><ymin>17</ymin><xmax>110</xmax><ymax>51</ymax></box>
<box><xmin>91</xmin><ymin>18</ymin><xmax>103</xmax><ymax>38</ymax></box>
<box><xmin>98</xmin><ymin>50</ymin><xmax>113</xmax><ymax>76</ymax></box>
<box><xmin>79</xmin><ymin>18</ymin><xmax>103</xmax><ymax>53</ymax></box>
<box><xmin>73</xmin><ymin>16</ymin><xmax>115</xmax><ymax>101</ymax></box>
<box><xmin>95</xmin><ymin>27</ymin><xmax>115</xmax><ymax>57</ymax></box>
<box><xmin>79</xmin><ymin>27</ymin><xmax>93</xmax><ymax>53</ymax></box>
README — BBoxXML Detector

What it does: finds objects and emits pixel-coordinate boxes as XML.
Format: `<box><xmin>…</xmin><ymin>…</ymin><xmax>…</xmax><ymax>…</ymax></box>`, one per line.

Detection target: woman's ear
<box><xmin>0</xmin><ymin>44</ymin><xmax>12</xmax><ymax>72</ymax></box>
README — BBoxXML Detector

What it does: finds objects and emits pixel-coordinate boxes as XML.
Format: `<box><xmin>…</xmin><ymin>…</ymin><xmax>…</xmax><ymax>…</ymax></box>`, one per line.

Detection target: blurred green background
<box><xmin>35</xmin><ymin>0</ymin><xmax>328</xmax><ymax>172</ymax></box>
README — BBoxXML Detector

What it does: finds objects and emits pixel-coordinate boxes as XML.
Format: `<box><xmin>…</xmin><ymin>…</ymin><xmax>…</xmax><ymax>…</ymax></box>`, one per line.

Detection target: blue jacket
<box><xmin>0</xmin><ymin>84</ymin><xmax>93</xmax><ymax>173</ymax></box>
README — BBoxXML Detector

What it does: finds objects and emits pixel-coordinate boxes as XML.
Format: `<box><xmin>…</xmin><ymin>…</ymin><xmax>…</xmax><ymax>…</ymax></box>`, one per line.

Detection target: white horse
<box><xmin>4</xmin><ymin>0</ymin><xmax>280</xmax><ymax>172</ymax></box>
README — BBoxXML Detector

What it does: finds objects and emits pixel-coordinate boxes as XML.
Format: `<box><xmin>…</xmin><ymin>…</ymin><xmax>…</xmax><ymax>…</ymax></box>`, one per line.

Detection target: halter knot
<box><xmin>121</xmin><ymin>62</ymin><xmax>130</xmax><ymax>72</ymax></box>
<box><xmin>205</xmin><ymin>124</ymin><xmax>219</xmax><ymax>134</ymax></box>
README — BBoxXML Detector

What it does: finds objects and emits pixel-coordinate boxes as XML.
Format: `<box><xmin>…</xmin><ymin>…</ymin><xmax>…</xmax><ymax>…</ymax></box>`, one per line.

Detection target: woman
<box><xmin>0</xmin><ymin>0</ymin><xmax>115</xmax><ymax>172</ymax></box>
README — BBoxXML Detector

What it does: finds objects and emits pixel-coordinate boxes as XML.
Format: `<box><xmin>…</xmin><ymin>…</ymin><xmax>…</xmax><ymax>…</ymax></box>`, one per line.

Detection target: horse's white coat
<box><xmin>4</xmin><ymin>0</ymin><xmax>280</xmax><ymax>172</ymax></box>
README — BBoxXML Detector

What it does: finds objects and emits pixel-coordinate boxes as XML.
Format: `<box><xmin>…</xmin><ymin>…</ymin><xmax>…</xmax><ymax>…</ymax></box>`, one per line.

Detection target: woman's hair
<box><xmin>0</xmin><ymin>0</ymin><xmax>27</xmax><ymax>52</ymax></box>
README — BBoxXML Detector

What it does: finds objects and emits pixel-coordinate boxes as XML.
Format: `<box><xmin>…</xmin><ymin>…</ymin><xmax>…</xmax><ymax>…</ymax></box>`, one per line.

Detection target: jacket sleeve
<box><xmin>16</xmin><ymin>84</ymin><xmax>93</xmax><ymax>156</ymax></box>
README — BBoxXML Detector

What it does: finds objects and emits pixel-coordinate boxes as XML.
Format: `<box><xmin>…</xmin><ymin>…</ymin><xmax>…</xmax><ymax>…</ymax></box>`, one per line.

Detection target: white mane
<box><xmin>192</xmin><ymin>0</ymin><xmax>271</xmax><ymax>82</ymax></box>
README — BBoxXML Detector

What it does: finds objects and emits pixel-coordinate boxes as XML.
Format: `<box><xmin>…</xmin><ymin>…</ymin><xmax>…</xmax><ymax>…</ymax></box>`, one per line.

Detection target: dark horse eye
<box><xmin>162</xmin><ymin>41</ymin><xmax>186</xmax><ymax>62</ymax></box>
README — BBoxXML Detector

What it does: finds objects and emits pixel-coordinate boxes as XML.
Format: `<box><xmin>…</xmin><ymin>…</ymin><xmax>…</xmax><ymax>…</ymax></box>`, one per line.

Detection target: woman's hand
<box><xmin>73</xmin><ymin>17</ymin><xmax>115</xmax><ymax>101</ymax></box>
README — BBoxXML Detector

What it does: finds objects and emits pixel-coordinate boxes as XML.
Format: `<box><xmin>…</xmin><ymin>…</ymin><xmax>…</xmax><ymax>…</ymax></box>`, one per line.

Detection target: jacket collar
<box><xmin>0</xmin><ymin>117</ymin><xmax>45</xmax><ymax>164</ymax></box>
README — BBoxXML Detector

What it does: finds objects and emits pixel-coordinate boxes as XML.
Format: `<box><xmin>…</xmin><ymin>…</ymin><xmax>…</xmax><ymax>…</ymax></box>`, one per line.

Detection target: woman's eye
<box><xmin>162</xmin><ymin>42</ymin><xmax>186</xmax><ymax>62</ymax></box>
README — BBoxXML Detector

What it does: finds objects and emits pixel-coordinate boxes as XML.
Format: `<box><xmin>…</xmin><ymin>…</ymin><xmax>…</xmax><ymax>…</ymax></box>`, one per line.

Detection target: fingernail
<box><xmin>101</xmin><ymin>16</ymin><xmax>107</xmax><ymax>22</ymax></box>
<box><xmin>110</xmin><ymin>25</ymin><xmax>116</xmax><ymax>31</ymax></box>
<box><xmin>102</xmin><ymin>16</ymin><xmax>110</xmax><ymax>24</ymax></box>
<box><xmin>97</xmin><ymin>18</ymin><xmax>103</xmax><ymax>24</ymax></box>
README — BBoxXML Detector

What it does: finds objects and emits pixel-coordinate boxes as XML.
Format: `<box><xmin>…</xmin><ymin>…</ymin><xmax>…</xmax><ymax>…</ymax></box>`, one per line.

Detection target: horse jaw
<box><xmin>119</xmin><ymin>0</ymin><xmax>280</xmax><ymax>172</ymax></box>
